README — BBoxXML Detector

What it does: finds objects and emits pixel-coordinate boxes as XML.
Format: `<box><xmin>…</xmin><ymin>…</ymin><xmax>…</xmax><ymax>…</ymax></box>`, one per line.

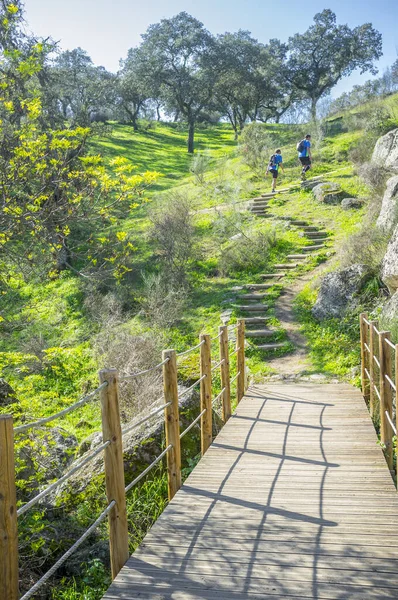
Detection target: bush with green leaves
<box><xmin>238</xmin><ymin>123</ymin><xmax>276</xmax><ymax>178</ymax></box>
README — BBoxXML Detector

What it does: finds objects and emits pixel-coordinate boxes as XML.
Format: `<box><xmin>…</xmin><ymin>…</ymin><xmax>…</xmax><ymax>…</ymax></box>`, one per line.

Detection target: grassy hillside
<box><xmin>3</xmin><ymin>108</ymin><xmax>395</xmax><ymax>599</ymax></box>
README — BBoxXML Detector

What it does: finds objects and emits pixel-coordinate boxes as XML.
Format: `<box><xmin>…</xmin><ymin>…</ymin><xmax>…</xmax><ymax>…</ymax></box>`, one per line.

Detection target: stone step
<box><xmin>253</xmin><ymin>197</ymin><xmax>270</xmax><ymax>203</ymax></box>
<box><xmin>246</xmin><ymin>330</ymin><xmax>275</xmax><ymax>338</ymax></box>
<box><xmin>302</xmin><ymin>226</ymin><xmax>319</xmax><ymax>231</ymax></box>
<box><xmin>304</xmin><ymin>235</ymin><xmax>328</xmax><ymax>242</ymax></box>
<box><xmin>305</xmin><ymin>231</ymin><xmax>327</xmax><ymax>238</ymax></box>
<box><xmin>302</xmin><ymin>244</ymin><xmax>326</xmax><ymax>252</ymax></box>
<box><xmin>238</xmin><ymin>304</ymin><xmax>269</xmax><ymax>312</ymax></box>
<box><xmin>290</xmin><ymin>220</ymin><xmax>308</xmax><ymax>226</ymax></box>
<box><xmin>260</xmin><ymin>193</ymin><xmax>279</xmax><ymax>198</ymax></box>
<box><xmin>287</xmin><ymin>254</ymin><xmax>307</xmax><ymax>259</ymax></box>
<box><xmin>239</xmin><ymin>293</ymin><xmax>268</xmax><ymax>300</ymax></box>
<box><xmin>250</xmin><ymin>203</ymin><xmax>269</xmax><ymax>209</ymax></box>
<box><xmin>256</xmin><ymin>342</ymin><xmax>290</xmax><ymax>350</ymax></box>
<box><xmin>244</xmin><ymin>284</ymin><xmax>277</xmax><ymax>290</ymax></box>
<box><xmin>243</xmin><ymin>317</ymin><xmax>270</xmax><ymax>324</ymax></box>
<box><xmin>275</xmin><ymin>263</ymin><xmax>298</xmax><ymax>269</ymax></box>
<box><xmin>251</xmin><ymin>212</ymin><xmax>272</xmax><ymax>218</ymax></box>
<box><xmin>260</xmin><ymin>273</ymin><xmax>286</xmax><ymax>279</ymax></box>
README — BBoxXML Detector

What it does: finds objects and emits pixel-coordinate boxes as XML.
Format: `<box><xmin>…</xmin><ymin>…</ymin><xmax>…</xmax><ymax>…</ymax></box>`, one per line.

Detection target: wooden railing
<box><xmin>360</xmin><ymin>313</ymin><xmax>397</xmax><ymax>478</ymax></box>
<box><xmin>0</xmin><ymin>320</ymin><xmax>247</xmax><ymax>600</ymax></box>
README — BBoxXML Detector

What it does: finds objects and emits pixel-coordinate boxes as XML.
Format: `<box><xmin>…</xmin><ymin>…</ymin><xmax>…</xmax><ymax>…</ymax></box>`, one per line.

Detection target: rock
<box><xmin>312</xmin><ymin>264</ymin><xmax>372</xmax><ymax>321</ymax></box>
<box><xmin>301</xmin><ymin>179</ymin><xmax>325</xmax><ymax>190</ymax></box>
<box><xmin>372</xmin><ymin>128</ymin><xmax>398</xmax><ymax>172</ymax></box>
<box><xmin>376</xmin><ymin>175</ymin><xmax>398</xmax><ymax>233</ymax></box>
<box><xmin>381</xmin><ymin>291</ymin><xmax>398</xmax><ymax>329</ymax></box>
<box><xmin>312</xmin><ymin>182</ymin><xmax>343</xmax><ymax>204</ymax></box>
<box><xmin>0</xmin><ymin>378</ymin><xmax>18</xmax><ymax>406</ymax></box>
<box><xmin>381</xmin><ymin>226</ymin><xmax>398</xmax><ymax>293</ymax></box>
<box><xmin>341</xmin><ymin>198</ymin><xmax>365</xmax><ymax>210</ymax></box>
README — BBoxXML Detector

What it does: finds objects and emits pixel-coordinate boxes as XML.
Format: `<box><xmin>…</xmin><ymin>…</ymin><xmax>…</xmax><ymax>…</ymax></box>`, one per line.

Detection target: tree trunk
<box><xmin>156</xmin><ymin>103</ymin><xmax>161</xmax><ymax>121</ymax></box>
<box><xmin>132</xmin><ymin>113</ymin><xmax>139</xmax><ymax>131</ymax></box>
<box><xmin>188</xmin><ymin>119</ymin><xmax>195</xmax><ymax>154</ymax></box>
<box><xmin>311</xmin><ymin>98</ymin><xmax>317</xmax><ymax>122</ymax></box>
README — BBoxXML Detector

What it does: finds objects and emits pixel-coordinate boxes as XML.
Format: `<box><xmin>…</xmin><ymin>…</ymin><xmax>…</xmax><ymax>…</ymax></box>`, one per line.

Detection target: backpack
<box><xmin>268</xmin><ymin>154</ymin><xmax>277</xmax><ymax>169</ymax></box>
<box><xmin>296</xmin><ymin>140</ymin><xmax>305</xmax><ymax>153</ymax></box>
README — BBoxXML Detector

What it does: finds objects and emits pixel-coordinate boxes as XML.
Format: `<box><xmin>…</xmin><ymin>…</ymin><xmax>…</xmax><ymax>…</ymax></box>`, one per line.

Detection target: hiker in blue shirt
<box><xmin>297</xmin><ymin>134</ymin><xmax>312</xmax><ymax>180</ymax></box>
<box><xmin>267</xmin><ymin>148</ymin><xmax>284</xmax><ymax>192</ymax></box>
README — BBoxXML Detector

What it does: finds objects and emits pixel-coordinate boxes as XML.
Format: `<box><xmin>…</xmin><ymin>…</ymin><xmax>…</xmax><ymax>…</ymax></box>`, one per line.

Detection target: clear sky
<box><xmin>23</xmin><ymin>0</ymin><xmax>398</xmax><ymax>98</ymax></box>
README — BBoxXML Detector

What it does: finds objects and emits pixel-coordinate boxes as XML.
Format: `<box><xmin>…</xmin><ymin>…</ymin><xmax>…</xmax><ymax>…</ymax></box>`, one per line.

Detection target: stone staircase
<box><xmin>224</xmin><ymin>184</ymin><xmax>333</xmax><ymax>356</ymax></box>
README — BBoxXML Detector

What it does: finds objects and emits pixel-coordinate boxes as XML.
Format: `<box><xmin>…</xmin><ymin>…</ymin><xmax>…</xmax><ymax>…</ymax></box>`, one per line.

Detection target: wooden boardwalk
<box><xmin>103</xmin><ymin>383</ymin><xmax>398</xmax><ymax>599</ymax></box>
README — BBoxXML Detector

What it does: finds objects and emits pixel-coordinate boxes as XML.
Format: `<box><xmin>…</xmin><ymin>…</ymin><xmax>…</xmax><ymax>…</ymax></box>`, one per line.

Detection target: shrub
<box><xmin>219</xmin><ymin>229</ymin><xmax>277</xmax><ymax>276</ymax></box>
<box><xmin>356</xmin><ymin>162</ymin><xmax>389</xmax><ymax>195</ymax></box>
<box><xmin>339</xmin><ymin>224</ymin><xmax>389</xmax><ymax>274</ymax></box>
<box><xmin>238</xmin><ymin>123</ymin><xmax>276</xmax><ymax>178</ymax></box>
<box><xmin>190</xmin><ymin>152</ymin><xmax>211</xmax><ymax>185</ymax></box>
<box><xmin>149</xmin><ymin>193</ymin><xmax>195</xmax><ymax>286</ymax></box>
<box><xmin>364</xmin><ymin>106</ymin><xmax>397</xmax><ymax>137</ymax></box>
<box><xmin>140</xmin><ymin>272</ymin><xmax>187</xmax><ymax>328</ymax></box>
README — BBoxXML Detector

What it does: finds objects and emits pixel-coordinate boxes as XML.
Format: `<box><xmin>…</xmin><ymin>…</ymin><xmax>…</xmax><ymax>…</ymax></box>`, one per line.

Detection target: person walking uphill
<box><xmin>297</xmin><ymin>134</ymin><xmax>312</xmax><ymax>180</ymax></box>
<box><xmin>267</xmin><ymin>149</ymin><xmax>284</xmax><ymax>192</ymax></box>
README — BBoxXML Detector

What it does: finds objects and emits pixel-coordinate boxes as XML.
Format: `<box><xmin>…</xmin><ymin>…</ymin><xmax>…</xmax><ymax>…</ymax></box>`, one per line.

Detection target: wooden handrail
<box><xmin>360</xmin><ymin>314</ymin><xmax>396</xmax><ymax>481</ymax></box>
<box><xmin>1</xmin><ymin>322</ymin><xmax>246</xmax><ymax>596</ymax></box>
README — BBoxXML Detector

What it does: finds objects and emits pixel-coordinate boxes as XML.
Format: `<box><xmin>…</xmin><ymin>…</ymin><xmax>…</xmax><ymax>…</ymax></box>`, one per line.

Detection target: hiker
<box><xmin>297</xmin><ymin>134</ymin><xmax>312</xmax><ymax>180</ymax></box>
<box><xmin>267</xmin><ymin>148</ymin><xmax>284</xmax><ymax>192</ymax></box>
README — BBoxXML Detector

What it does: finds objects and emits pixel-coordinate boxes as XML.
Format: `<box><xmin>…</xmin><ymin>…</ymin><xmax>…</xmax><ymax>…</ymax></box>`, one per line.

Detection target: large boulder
<box><xmin>380</xmin><ymin>291</ymin><xmax>398</xmax><ymax>331</ymax></box>
<box><xmin>372</xmin><ymin>128</ymin><xmax>398</xmax><ymax>172</ymax></box>
<box><xmin>312</xmin><ymin>182</ymin><xmax>343</xmax><ymax>204</ymax></box>
<box><xmin>381</xmin><ymin>225</ymin><xmax>398</xmax><ymax>293</ymax></box>
<box><xmin>312</xmin><ymin>264</ymin><xmax>372</xmax><ymax>321</ymax></box>
<box><xmin>376</xmin><ymin>175</ymin><xmax>398</xmax><ymax>233</ymax></box>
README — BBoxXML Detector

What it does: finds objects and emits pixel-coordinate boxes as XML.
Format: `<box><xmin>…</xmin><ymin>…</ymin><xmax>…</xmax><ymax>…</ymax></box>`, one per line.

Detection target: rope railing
<box><xmin>125</xmin><ymin>445</ymin><xmax>172</xmax><ymax>494</ymax></box>
<box><xmin>14</xmin><ymin>382</ymin><xmax>108</xmax><ymax>435</ymax></box>
<box><xmin>385</xmin><ymin>338</ymin><xmax>396</xmax><ymax>351</ymax></box>
<box><xmin>211</xmin><ymin>359</ymin><xmax>225</xmax><ymax>372</ymax></box>
<box><xmin>385</xmin><ymin>374</ymin><xmax>397</xmax><ymax>392</ymax></box>
<box><xmin>374</xmin><ymin>384</ymin><xmax>381</xmax><ymax>401</ymax></box>
<box><xmin>121</xmin><ymin>401</ymin><xmax>171</xmax><ymax>438</ymax></box>
<box><xmin>385</xmin><ymin>411</ymin><xmax>397</xmax><ymax>436</ymax></box>
<box><xmin>230</xmin><ymin>371</ymin><xmax>241</xmax><ymax>384</ymax></box>
<box><xmin>178</xmin><ymin>374</ymin><xmax>207</xmax><ymax>400</ymax></box>
<box><xmin>180</xmin><ymin>409</ymin><xmax>206</xmax><ymax>440</ymax></box>
<box><xmin>19</xmin><ymin>500</ymin><xmax>116</xmax><ymax>600</ymax></box>
<box><xmin>176</xmin><ymin>340</ymin><xmax>205</xmax><ymax>357</ymax></box>
<box><xmin>119</xmin><ymin>358</ymin><xmax>170</xmax><ymax>381</ymax></box>
<box><xmin>17</xmin><ymin>440</ymin><xmax>111</xmax><ymax>517</ymax></box>
<box><xmin>0</xmin><ymin>319</ymin><xmax>248</xmax><ymax>600</ymax></box>
<box><xmin>364</xmin><ymin>342</ymin><xmax>370</xmax><ymax>353</ymax></box>
<box><xmin>373</xmin><ymin>355</ymin><xmax>381</xmax><ymax>369</ymax></box>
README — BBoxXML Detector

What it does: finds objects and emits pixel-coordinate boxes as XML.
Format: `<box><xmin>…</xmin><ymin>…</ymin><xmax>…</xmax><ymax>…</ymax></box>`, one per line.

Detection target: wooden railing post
<box><xmin>395</xmin><ymin>343</ymin><xmax>398</xmax><ymax>483</ymax></box>
<box><xmin>237</xmin><ymin>319</ymin><xmax>245</xmax><ymax>403</ymax></box>
<box><xmin>99</xmin><ymin>368</ymin><xmax>129</xmax><ymax>580</ymax></box>
<box><xmin>379</xmin><ymin>332</ymin><xmax>394</xmax><ymax>470</ymax></box>
<box><xmin>369</xmin><ymin>320</ymin><xmax>378</xmax><ymax>418</ymax></box>
<box><xmin>0</xmin><ymin>415</ymin><xmax>19</xmax><ymax>600</ymax></box>
<box><xmin>162</xmin><ymin>350</ymin><xmax>181</xmax><ymax>500</ymax></box>
<box><xmin>219</xmin><ymin>325</ymin><xmax>231</xmax><ymax>423</ymax></box>
<box><xmin>200</xmin><ymin>334</ymin><xmax>212</xmax><ymax>455</ymax></box>
<box><xmin>360</xmin><ymin>313</ymin><xmax>370</xmax><ymax>404</ymax></box>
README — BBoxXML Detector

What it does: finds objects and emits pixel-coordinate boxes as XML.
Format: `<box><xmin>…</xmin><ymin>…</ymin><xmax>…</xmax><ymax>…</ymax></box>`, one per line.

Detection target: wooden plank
<box><xmin>102</xmin><ymin>383</ymin><xmax>398</xmax><ymax>600</ymax></box>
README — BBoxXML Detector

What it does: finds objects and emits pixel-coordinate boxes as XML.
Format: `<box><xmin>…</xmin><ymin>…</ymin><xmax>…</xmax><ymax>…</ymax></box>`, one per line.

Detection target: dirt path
<box><xmin>266</xmin><ymin>261</ymin><xmax>331</xmax><ymax>376</ymax></box>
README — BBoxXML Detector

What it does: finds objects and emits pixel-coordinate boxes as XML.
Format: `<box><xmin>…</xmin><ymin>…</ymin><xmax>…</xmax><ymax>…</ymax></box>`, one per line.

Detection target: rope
<box><xmin>180</xmin><ymin>409</ymin><xmax>206</xmax><ymax>440</ymax></box>
<box><xmin>178</xmin><ymin>375</ymin><xmax>206</xmax><ymax>400</ymax></box>
<box><xmin>385</xmin><ymin>374</ymin><xmax>397</xmax><ymax>392</ymax></box>
<box><xmin>125</xmin><ymin>445</ymin><xmax>172</xmax><ymax>494</ymax></box>
<box><xmin>177</xmin><ymin>340</ymin><xmax>205</xmax><ymax>357</ymax></box>
<box><xmin>19</xmin><ymin>500</ymin><xmax>116</xmax><ymax>600</ymax></box>
<box><xmin>373</xmin><ymin>326</ymin><xmax>380</xmax><ymax>336</ymax></box>
<box><xmin>230</xmin><ymin>371</ymin><xmax>241</xmax><ymax>384</ymax></box>
<box><xmin>210</xmin><ymin>331</ymin><xmax>223</xmax><ymax>341</ymax></box>
<box><xmin>228</xmin><ymin>323</ymin><xmax>238</xmax><ymax>330</ymax></box>
<box><xmin>364</xmin><ymin>367</ymin><xmax>371</xmax><ymax>379</ymax></box>
<box><xmin>14</xmin><ymin>383</ymin><xmax>108</xmax><ymax>435</ymax></box>
<box><xmin>385</xmin><ymin>411</ymin><xmax>397</xmax><ymax>435</ymax></box>
<box><xmin>385</xmin><ymin>338</ymin><xmax>396</xmax><ymax>351</ymax></box>
<box><xmin>211</xmin><ymin>359</ymin><xmax>225</xmax><ymax>372</ymax></box>
<box><xmin>212</xmin><ymin>388</ymin><xmax>226</xmax><ymax>405</ymax></box>
<box><xmin>230</xmin><ymin>347</ymin><xmax>241</xmax><ymax>356</ymax></box>
<box><xmin>121</xmin><ymin>401</ymin><xmax>171</xmax><ymax>437</ymax></box>
<box><xmin>120</xmin><ymin>358</ymin><xmax>170</xmax><ymax>381</ymax></box>
<box><xmin>364</xmin><ymin>343</ymin><xmax>370</xmax><ymax>353</ymax></box>
<box><xmin>17</xmin><ymin>440</ymin><xmax>111</xmax><ymax>517</ymax></box>
<box><xmin>373</xmin><ymin>355</ymin><xmax>381</xmax><ymax>369</ymax></box>
<box><xmin>363</xmin><ymin>317</ymin><xmax>370</xmax><ymax>326</ymax></box>
<box><xmin>374</xmin><ymin>385</ymin><xmax>381</xmax><ymax>401</ymax></box>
